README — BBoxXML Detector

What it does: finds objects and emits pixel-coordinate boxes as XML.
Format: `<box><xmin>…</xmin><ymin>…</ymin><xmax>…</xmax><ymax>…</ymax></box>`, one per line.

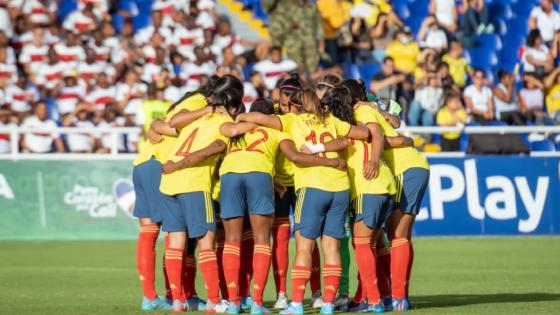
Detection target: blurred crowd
<box><xmin>0</xmin><ymin>0</ymin><xmax>559</xmax><ymax>154</ymax></box>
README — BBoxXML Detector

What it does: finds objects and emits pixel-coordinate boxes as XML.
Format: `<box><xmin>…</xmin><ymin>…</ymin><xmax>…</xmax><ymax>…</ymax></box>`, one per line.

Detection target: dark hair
<box><xmin>207</xmin><ymin>75</ymin><xmax>244</xmax><ymax>115</ymax></box>
<box><xmin>497</xmin><ymin>69</ymin><xmax>509</xmax><ymax>80</ymax></box>
<box><xmin>526</xmin><ymin>29</ymin><xmax>542</xmax><ymax>47</ymax></box>
<box><xmin>167</xmin><ymin>75</ymin><xmax>221</xmax><ymax>112</ymax></box>
<box><xmin>340</xmin><ymin>79</ymin><xmax>368</xmax><ymax>102</ymax></box>
<box><xmin>472</xmin><ymin>68</ymin><xmax>485</xmax><ymax>78</ymax></box>
<box><xmin>270</xmin><ymin>46</ymin><xmax>282</xmax><ymax>54</ymax></box>
<box><xmin>321</xmin><ymin>87</ymin><xmax>356</xmax><ymax>125</ymax></box>
<box><xmin>231</xmin><ymin>98</ymin><xmax>274</xmax><ymax>148</ymax></box>
<box><xmin>316</xmin><ymin>74</ymin><xmax>342</xmax><ymax>91</ymax></box>
<box><xmin>279</xmin><ymin>72</ymin><xmax>302</xmax><ymax>97</ymax></box>
<box><xmin>383</xmin><ymin>56</ymin><xmax>394</xmax><ymax>64</ymax></box>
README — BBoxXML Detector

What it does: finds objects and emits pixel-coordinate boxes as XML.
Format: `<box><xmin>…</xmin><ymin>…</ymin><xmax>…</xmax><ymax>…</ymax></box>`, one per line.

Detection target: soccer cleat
<box><xmin>334</xmin><ymin>292</ymin><xmax>349</xmax><ymax>311</ymax></box>
<box><xmin>368</xmin><ymin>303</ymin><xmax>385</xmax><ymax>313</ymax></box>
<box><xmin>227</xmin><ymin>302</ymin><xmax>241</xmax><ymax>314</ymax></box>
<box><xmin>204</xmin><ymin>299</ymin><xmax>230</xmax><ymax>313</ymax></box>
<box><xmin>311</xmin><ymin>291</ymin><xmax>323</xmax><ymax>309</ymax></box>
<box><xmin>185</xmin><ymin>295</ymin><xmax>206</xmax><ymax>311</ymax></box>
<box><xmin>141</xmin><ymin>296</ymin><xmax>171</xmax><ymax>311</ymax></box>
<box><xmin>274</xmin><ymin>293</ymin><xmax>289</xmax><ymax>309</ymax></box>
<box><xmin>171</xmin><ymin>299</ymin><xmax>185</xmax><ymax>313</ymax></box>
<box><xmin>320</xmin><ymin>302</ymin><xmax>335</xmax><ymax>315</ymax></box>
<box><xmin>348</xmin><ymin>300</ymin><xmax>369</xmax><ymax>313</ymax></box>
<box><xmin>382</xmin><ymin>297</ymin><xmax>393</xmax><ymax>312</ymax></box>
<box><xmin>391</xmin><ymin>297</ymin><xmax>411</xmax><ymax>312</ymax></box>
<box><xmin>250</xmin><ymin>302</ymin><xmax>270</xmax><ymax>315</ymax></box>
<box><xmin>241</xmin><ymin>295</ymin><xmax>253</xmax><ymax>311</ymax></box>
<box><xmin>279</xmin><ymin>302</ymin><xmax>304</xmax><ymax>315</ymax></box>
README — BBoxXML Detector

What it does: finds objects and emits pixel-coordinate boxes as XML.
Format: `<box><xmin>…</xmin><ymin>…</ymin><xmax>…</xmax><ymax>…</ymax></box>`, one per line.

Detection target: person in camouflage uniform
<box><xmin>264</xmin><ymin>0</ymin><xmax>324</xmax><ymax>74</ymax></box>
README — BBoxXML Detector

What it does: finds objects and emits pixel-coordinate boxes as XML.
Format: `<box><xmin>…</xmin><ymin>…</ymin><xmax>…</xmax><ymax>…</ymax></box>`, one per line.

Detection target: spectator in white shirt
<box><xmin>5</xmin><ymin>76</ymin><xmax>38</xmax><ymax>121</ymax></box>
<box><xmin>135</xmin><ymin>10</ymin><xmax>172</xmax><ymax>46</ymax></box>
<box><xmin>34</xmin><ymin>47</ymin><xmax>65</xmax><ymax>91</ymax></box>
<box><xmin>22</xmin><ymin>0</ymin><xmax>56</xmax><ymax>26</ymax></box>
<box><xmin>86</xmin><ymin>73</ymin><xmax>116</xmax><ymax>111</ymax></box>
<box><xmin>408</xmin><ymin>71</ymin><xmax>444</xmax><ymax>126</ymax></box>
<box><xmin>19</xmin><ymin>27</ymin><xmax>48</xmax><ymax>76</ymax></box>
<box><xmin>56</xmin><ymin>72</ymin><xmax>86</xmax><ymax>116</ymax></box>
<box><xmin>116</xmin><ymin>70</ymin><xmax>147</xmax><ymax>112</ymax></box>
<box><xmin>63</xmin><ymin>4</ymin><xmax>97</xmax><ymax>35</ymax></box>
<box><xmin>253</xmin><ymin>46</ymin><xmax>298</xmax><ymax>91</ymax></box>
<box><xmin>0</xmin><ymin>109</ymin><xmax>15</xmax><ymax>154</ymax></box>
<box><xmin>54</xmin><ymin>31</ymin><xmax>86</xmax><ymax>72</ymax></box>
<box><xmin>418</xmin><ymin>16</ymin><xmax>448</xmax><ymax>52</ymax></box>
<box><xmin>179</xmin><ymin>46</ymin><xmax>215</xmax><ymax>90</ymax></box>
<box><xmin>463</xmin><ymin>69</ymin><xmax>494</xmax><ymax>123</ymax></box>
<box><xmin>429</xmin><ymin>0</ymin><xmax>458</xmax><ymax>33</ymax></box>
<box><xmin>173</xmin><ymin>14</ymin><xmax>205</xmax><ymax>61</ymax></box>
<box><xmin>0</xmin><ymin>47</ymin><xmax>17</xmax><ymax>88</ymax></box>
<box><xmin>529</xmin><ymin>0</ymin><xmax>560</xmax><ymax>44</ymax></box>
<box><xmin>20</xmin><ymin>101</ymin><xmax>65</xmax><ymax>153</ymax></box>
<box><xmin>95</xmin><ymin>104</ymin><xmax>126</xmax><ymax>153</ymax></box>
<box><xmin>523</xmin><ymin>29</ymin><xmax>554</xmax><ymax>77</ymax></box>
<box><xmin>62</xmin><ymin>104</ymin><xmax>95</xmax><ymax>153</ymax></box>
<box><xmin>519</xmin><ymin>74</ymin><xmax>551</xmax><ymax>125</ymax></box>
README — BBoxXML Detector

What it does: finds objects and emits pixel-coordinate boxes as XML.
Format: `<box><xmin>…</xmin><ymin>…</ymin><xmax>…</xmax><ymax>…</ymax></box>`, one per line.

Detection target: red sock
<box><xmin>252</xmin><ymin>243</ymin><xmax>272</xmax><ymax>305</ymax></box>
<box><xmin>376</xmin><ymin>243</ymin><xmax>392</xmax><ymax>299</ymax></box>
<box><xmin>310</xmin><ymin>245</ymin><xmax>321</xmax><ymax>294</ymax></box>
<box><xmin>353</xmin><ymin>237</ymin><xmax>380</xmax><ymax>304</ymax></box>
<box><xmin>165</xmin><ymin>247</ymin><xmax>184</xmax><ymax>302</ymax></box>
<box><xmin>272</xmin><ymin>218</ymin><xmax>290</xmax><ymax>295</ymax></box>
<box><xmin>240</xmin><ymin>231</ymin><xmax>254</xmax><ymax>298</ymax></box>
<box><xmin>216</xmin><ymin>239</ymin><xmax>229</xmax><ymax>300</ymax></box>
<box><xmin>163</xmin><ymin>234</ymin><xmax>172</xmax><ymax>301</ymax></box>
<box><xmin>199</xmin><ymin>249</ymin><xmax>220</xmax><ymax>304</ymax></box>
<box><xmin>405</xmin><ymin>242</ymin><xmax>414</xmax><ymax>297</ymax></box>
<box><xmin>223</xmin><ymin>242</ymin><xmax>241</xmax><ymax>303</ymax></box>
<box><xmin>182</xmin><ymin>254</ymin><xmax>197</xmax><ymax>299</ymax></box>
<box><xmin>291</xmin><ymin>265</ymin><xmax>311</xmax><ymax>303</ymax></box>
<box><xmin>353</xmin><ymin>273</ymin><xmax>365</xmax><ymax>303</ymax></box>
<box><xmin>390</xmin><ymin>238</ymin><xmax>411</xmax><ymax>299</ymax></box>
<box><xmin>136</xmin><ymin>224</ymin><xmax>160</xmax><ymax>300</ymax></box>
<box><xmin>323</xmin><ymin>264</ymin><xmax>341</xmax><ymax>303</ymax></box>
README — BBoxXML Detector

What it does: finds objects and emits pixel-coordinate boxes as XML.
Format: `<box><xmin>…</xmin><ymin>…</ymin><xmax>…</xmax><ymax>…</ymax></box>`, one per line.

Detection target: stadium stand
<box><xmin>0</xmin><ymin>0</ymin><xmax>558</xmax><ymax>155</ymax></box>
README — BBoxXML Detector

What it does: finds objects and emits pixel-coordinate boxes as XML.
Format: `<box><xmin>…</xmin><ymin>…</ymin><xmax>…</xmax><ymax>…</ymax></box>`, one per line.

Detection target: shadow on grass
<box><xmin>411</xmin><ymin>293</ymin><xmax>560</xmax><ymax>309</ymax></box>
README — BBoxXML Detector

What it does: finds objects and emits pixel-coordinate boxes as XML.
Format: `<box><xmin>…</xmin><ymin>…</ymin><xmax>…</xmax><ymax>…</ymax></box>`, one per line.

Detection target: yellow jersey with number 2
<box><xmin>347</xmin><ymin>105</ymin><xmax>396</xmax><ymax>199</ymax></box>
<box><xmin>220</xmin><ymin>127</ymin><xmax>291</xmax><ymax>176</ymax></box>
<box><xmin>279</xmin><ymin>112</ymin><xmax>351</xmax><ymax>192</ymax></box>
<box><xmin>160</xmin><ymin>112</ymin><xmax>232</xmax><ymax>196</ymax></box>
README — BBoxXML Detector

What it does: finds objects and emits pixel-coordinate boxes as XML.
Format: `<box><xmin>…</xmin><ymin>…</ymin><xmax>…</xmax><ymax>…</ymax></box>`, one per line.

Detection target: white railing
<box><xmin>0</xmin><ymin>125</ymin><xmax>559</xmax><ymax>160</ymax></box>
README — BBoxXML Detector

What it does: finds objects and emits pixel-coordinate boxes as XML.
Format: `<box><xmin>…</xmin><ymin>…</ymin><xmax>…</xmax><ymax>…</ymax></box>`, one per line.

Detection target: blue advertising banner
<box><xmin>414</xmin><ymin>156</ymin><xmax>560</xmax><ymax>236</ymax></box>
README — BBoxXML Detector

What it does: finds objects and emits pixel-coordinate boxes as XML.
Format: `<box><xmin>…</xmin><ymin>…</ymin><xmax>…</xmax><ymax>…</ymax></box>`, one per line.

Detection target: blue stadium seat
<box><xmin>460</xmin><ymin>133</ymin><xmax>469</xmax><ymax>152</ymax></box>
<box><xmin>486</xmin><ymin>120</ymin><xmax>508</xmax><ymax>126</ymax></box>
<box><xmin>358</xmin><ymin>63</ymin><xmax>381</xmax><ymax>92</ymax></box>
<box><xmin>468</xmin><ymin>48</ymin><xmax>498</xmax><ymax>69</ymax></box>
<box><xmin>394</xmin><ymin>3</ymin><xmax>410</xmax><ymax>20</ymax></box>
<box><xmin>57</xmin><ymin>0</ymin><xmax>78</xmax><ymax>22</ymax></box>
<box><xmin>405</xmin><ymin>16</ymin><xmax>424</xmax><ymax>36</ymax></box>
<box><xmin>478</xmin><ymin>34</ymin><xmax>503</xmax><ymax>51</ymax></box>
<box><xmin>489</xmin><ymin>2</ymin><xmax>513</xmax><ymax>20</ymax></box>
<box><xmin>112</xmin><ymin>14</ymin><xmax>125</xmax><ymax>34</ymax></box>
<box><xmin>513</xmin><ymin>1</ymin><xmax>537</xmax><ymax>18</ymax></box>
<box><xmin>531</xmin><ymin>140</ymin><xmax>556</xmax><ymax>151</ymax></box>
<box><xmin>133</xmin><ymin>14</ymin><xmax>151</xmax><ymax>31</ymax></box>
<box><xmin>493</xmin><ymin>18</ymin><xmax>508</xmax><ymax>36</ymax></box>
<box><xmin>508</xmin><ymin>17</ymin><xmax>529</xmax><ymax>35</ymax></box>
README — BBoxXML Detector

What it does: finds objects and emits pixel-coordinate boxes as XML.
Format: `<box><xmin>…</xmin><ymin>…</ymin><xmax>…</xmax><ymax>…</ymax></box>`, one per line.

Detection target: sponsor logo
<box><xmin>64</xmin><ymin>178</ymin><xmax>135</xmax><ymax>218</ymax></box>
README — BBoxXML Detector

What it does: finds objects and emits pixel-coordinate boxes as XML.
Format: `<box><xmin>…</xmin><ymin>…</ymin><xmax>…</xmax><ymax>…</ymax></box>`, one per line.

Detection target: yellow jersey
<box><xmin>374</xmin><ymin>110</ymin><xmax>429</xmax><ymax>175</ymax></box>
<box><xmin>280</xmin><ymin>113</ymin><xmax>351</xmax><ymax>192</ymax></box>
<box><xmin>220</xmin><ymin>127</ymin><xmax>291</xmax><ymax>176</ymax></box>
<box><xmin>442</xmin><ymin>54</ymin><xmax>469</xmax><ymax>88</ymax></box>
<box><xmin>133</xmin><ymin>99</ymin><xmax>171</xmax><ymax>166</ymax></box>
<box><xmin>133</xmin><ymin>94</ymin><xmax>207</xmax><ymax>166</ymax></box>
<box><xmin>347</xmin><ymin>105</ymin><xmax>396</xmax><ymax>199</ymax></box>
<box><xmin>546</xmin><ymin>84</ymin><xmax>560</xmax><ymax>115</ymax></box>
<box><xmin>436</xmin><ymin>106</ymin><xmax>466</xmax><ymax>140</ymax></box>
<box><xmin>274</xmin><ymin>153</ymin><xmax>294</xmax><ymax>187</ymax></box>
<box><xmin>160</xmin><ymin>112</ymin><xmax>232</xmax><ymax>196</ymax></box>
<box><xmin>385</xmin><ymin>40</ymin><xmax>420</xmax><ymax>74</ymax></box>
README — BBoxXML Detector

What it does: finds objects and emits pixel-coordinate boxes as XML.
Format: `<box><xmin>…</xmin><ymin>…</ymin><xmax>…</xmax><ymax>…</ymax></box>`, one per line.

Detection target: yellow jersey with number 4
<box><xmin>279</xmin><ymin>112</ymin><xmax>351</xmax><ymax>192</ymax></box>
<box><xmin>373</xmin><ymin>109</ymin><xmax>429</xmax><ymax>175</ymax></box>
<box><xmin>347</xmin><ymin>105</ymin><xmax>396</xmax><ymax>199</ymax></box>
<box><xmin>160</xmin><ymin>112</ymin><xmax>232</xmax><ymax>196</ymax></box>
<box><xmin>220</xmin><ymin>127</ymin><xmax>291</xmax><ymax>176</ymax></box>
<box><xmin>133</xmin><ymin>94</ymin><xmax>207</xmax><ymax>166</ymax></box>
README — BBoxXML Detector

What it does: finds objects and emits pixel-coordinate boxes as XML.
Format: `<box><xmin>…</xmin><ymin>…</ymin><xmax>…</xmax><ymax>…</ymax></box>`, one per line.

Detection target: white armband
<box><xmin>305</xmin><ymin>143</ymin><xmax>325</xmax><ymax>154</ymax></box>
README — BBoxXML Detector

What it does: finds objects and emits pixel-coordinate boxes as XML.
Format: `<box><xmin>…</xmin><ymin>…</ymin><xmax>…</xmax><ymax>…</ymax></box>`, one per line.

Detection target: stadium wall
<box><xmin>0</xmin><ymin>156</ymin><xmax>558</xmax><ymax>240</ymax></box>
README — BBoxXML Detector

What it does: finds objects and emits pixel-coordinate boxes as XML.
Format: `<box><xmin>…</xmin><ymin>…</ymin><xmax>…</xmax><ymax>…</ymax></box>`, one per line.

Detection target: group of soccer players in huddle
<box><xmin>132</xmin><ymin>72</ymin><xmax>430</xmax><ymax>314</ymax></box>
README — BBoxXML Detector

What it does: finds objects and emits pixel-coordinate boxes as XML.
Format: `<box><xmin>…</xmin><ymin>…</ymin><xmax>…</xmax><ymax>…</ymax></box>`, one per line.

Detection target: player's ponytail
<box><xmin>321</xmin><ymin>86</ymin><xmax>357</xmax><ymax>125</ymax></box>
<box><xmin>207</xmin><ymin>75</ymin><xmax>244</xmax><ymax>117</ymax></box>
<box><xmin>295</xmin><ymin>88</ymin><xmax>329</xmax><ymax>123</ymax></box>
<box><xmin>340</xmin><ymin>79</ymin><xmax>368</xmax><ymax>103</ymax></box>
<box><xmin>167</xmin><ymin>75</ymin><xmax>221</xmax><ymax>113</ymax></box>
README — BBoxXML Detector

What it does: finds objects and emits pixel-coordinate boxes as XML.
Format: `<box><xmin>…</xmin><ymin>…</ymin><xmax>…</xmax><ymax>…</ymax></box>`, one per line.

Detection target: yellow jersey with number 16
<box><xmin>160</xmin><ymin>112</ymin><xmax>232</xmax><ymax>196</ymax></box>
<box><xmin>279</xmin><ymin>112</ymin><xmax>351</xmax><ymax>192</ymax></box>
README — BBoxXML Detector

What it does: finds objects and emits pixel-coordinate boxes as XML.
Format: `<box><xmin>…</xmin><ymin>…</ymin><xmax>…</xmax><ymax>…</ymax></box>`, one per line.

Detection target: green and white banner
<box><xmin>0</xmin><ymin>160</ymin><xmax>138</xmax><ymax>240</ymax></box>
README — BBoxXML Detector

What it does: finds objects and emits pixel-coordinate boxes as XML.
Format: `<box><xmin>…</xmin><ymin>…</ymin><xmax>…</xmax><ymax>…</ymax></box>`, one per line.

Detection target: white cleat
<box><xmin>204</xmin><ymin>299</ymin><xmax>230</xmax><ymax>313</ymax></box>
<box><xmin>311</xmin><ymin>291</ymin><xmax>323</xmax><ymax>309</ymax></box>
<box><xmin>274</xmin><ymin>293</ymin><xmax>289</xmax><ymax>309</ymax></box>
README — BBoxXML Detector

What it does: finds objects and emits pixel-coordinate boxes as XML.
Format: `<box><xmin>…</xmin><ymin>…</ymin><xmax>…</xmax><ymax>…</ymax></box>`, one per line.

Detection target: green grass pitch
<box><xmin>1</xmin><ymin>237</ymin><xmax>559</xmax><ymax>314</ymax></box>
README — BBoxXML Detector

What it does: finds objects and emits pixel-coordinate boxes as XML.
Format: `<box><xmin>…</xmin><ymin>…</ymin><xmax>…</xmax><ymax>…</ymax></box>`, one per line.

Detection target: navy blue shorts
<box><xmin>161</xmin><ymin>191</ymin><xmax>216</xmax><ymax>238</ymax></box>
<box><xmin>220</xmin><ymin>172</ymin><xmax>275</xmax><ymax>219</ymax></box>
<box><xmin>293</xmin><ymin>188</ymin><xmax>349</xmax><ymax>240</ymax></box>
<box><xmin>275</xmin><ymin>185</ymin><xmax>296</xmax><ymax>218</ymax></box>
<box><xmin>351</xmin><ymin>194</ymin><xmax>393</xmax><ymax>229</ymax></box>
<box><xmin>132</xmin><ymin>157</ymin><xmax>174</xmax><ymax>223</ymax></box>
<box><xmin>394</xmin><ymin>168</ymin><xmax>430</xmax><ymax>215</ymax></box>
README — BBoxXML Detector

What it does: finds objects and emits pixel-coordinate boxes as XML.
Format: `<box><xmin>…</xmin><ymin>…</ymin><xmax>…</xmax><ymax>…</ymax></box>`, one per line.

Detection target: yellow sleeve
<box><xmin>279</xmin><ymin>114</ymin><xmax>295</xmax><ymax>133</ymax></box>
<box><xmin>215</xmin><ymin>115</ymin><xmax>232</xmax><ymax>144</ymax></box>
<box><xmin>436</xmin><ymin>109</ymin><xmax>448</xmax><ymax>126</ymax></box>
<box><xmin>177</xmin><ymin>93</ymin><xmax>207</xmax><ymax>112</ymax></box>
<box><xmin>377</xmin><ymin>0</ymin><xmax>392</xmax><ymax>13</ymax></box>
<box><xmin>331</xmin><ymin>115</ymin><xmax>352</xmax><ymax>136</ymax></box>
<box><xmin>385</xmin><ymin>42</ymin><xmax>396</xmax><ymax>58</ymax></box>
<box><xmin>275</xmin><ymin>130</ymin><xmax>292</xmax><ymax>144</ymax></box>
<box><xmin>355</xmin><ymin>105</ymin><xmax>380</xmax><ymax>125</ymax></box>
